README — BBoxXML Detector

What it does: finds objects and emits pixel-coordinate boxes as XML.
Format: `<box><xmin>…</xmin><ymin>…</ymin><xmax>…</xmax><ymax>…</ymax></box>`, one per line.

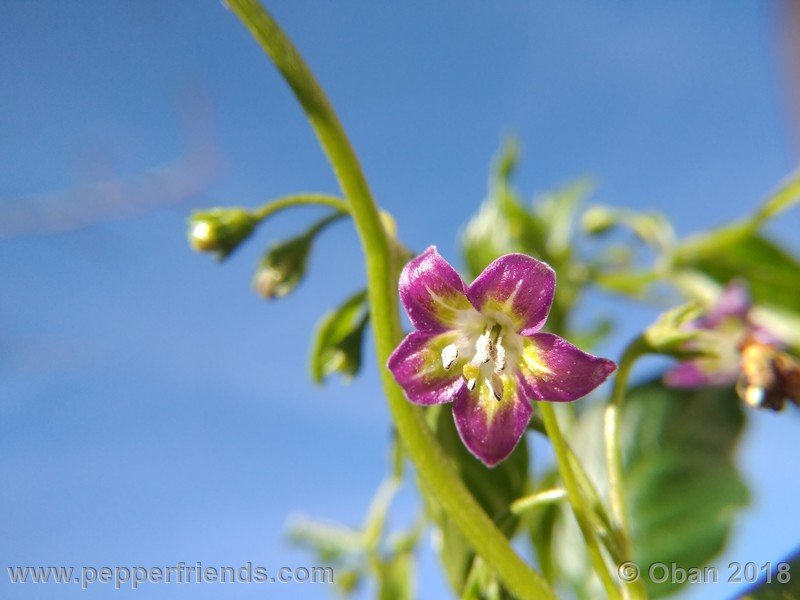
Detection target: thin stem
<box><xmin>539</xmin><ymin>402</ymin><xmax>621</xmax><ymax>600</ymax></box>
<box><xmin>604</xmin><ymin>337</ymin><xmax>651</xmax><ymax>600</ymax></box>
<box><xmin>227</xmin><ymin>2</ymin><xmax>555</xmax><ymax>598</ymax></box>
<box><xmin>252</xmin><ymin>193</ymin><xmax>349</xmax><ymax>221</ymax></box>
<box><xmin>604</xmin><ymin>337</ymin><xmax>648</xmax><ymax>556</ymax></box>
<box><xmin>511</xmin><ymin>488</ymin><xmax>567</xmax><ymax>515</ymax></box>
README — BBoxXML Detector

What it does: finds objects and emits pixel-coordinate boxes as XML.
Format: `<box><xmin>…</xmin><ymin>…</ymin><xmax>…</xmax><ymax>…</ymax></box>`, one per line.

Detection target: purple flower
<box><xmin>664</xmin><ymin>281</ymin><xmax>776</xmax><ymax>389</ymax></box>
<box><xmin>387</xmin><ymin>247</ymin><xmax>617</xmax><ymax>467</ymax></box>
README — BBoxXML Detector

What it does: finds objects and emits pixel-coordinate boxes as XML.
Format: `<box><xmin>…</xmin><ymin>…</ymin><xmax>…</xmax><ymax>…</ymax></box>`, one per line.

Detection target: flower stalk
<box><xmin>539</xmin><ymin>402</ymin><xmax>622</xmax><ymax>600</ymax></box>
<box><xmin>252</xmin><ymin>193</ymin><xmax>350</xmax><ymax>222</ymax></box>
<box><xmin>227</xmin><ymin>1</ymin><xmax>554</xmax><ymax>597</ymax></box>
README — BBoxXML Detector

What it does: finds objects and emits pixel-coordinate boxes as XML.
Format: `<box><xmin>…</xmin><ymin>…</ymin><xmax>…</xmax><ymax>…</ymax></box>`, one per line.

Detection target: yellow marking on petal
<box><xmin>475</xmin><ymin>374</ymin><xmax>518</xmax><ymax>424</ymax></box>
<box><xmin>520</xmin><ymin>339</ymin><xmax>553</xmax><ymax>378</ymax></box>
<box><xmin>424</xmin><ymin>286</ymin><xmax>476</xmax><ymax>326</ymax></box>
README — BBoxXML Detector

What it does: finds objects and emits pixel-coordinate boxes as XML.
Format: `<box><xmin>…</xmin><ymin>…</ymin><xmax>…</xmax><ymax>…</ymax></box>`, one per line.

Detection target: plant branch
<box><xmin>227</xmin><ymin>2</ymin><xmax>554</xmax><ymax>597</ymax></box>
<box><xmin>539</xmin><ymin>402</ymin><xmax>621</xmax><ymax>600</ymax></box>
<box><xmin>252</xmin><ymin>193</ymin><xmax>350</xmax><ymax>221</ymax></box>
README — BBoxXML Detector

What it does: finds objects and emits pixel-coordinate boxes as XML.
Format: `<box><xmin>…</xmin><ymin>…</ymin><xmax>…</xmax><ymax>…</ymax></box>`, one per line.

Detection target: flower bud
<box><xmin>581</xmin><ymin>206</ymin><xmax>615</xmax><ymax>235</ymax></box>
<box><xmin>644</xmin><ymin>302</ymin><xmax>713</xmax><ymax>359</ymax></box>
<box><xmin>252</xmin><ymin>235</ymin><xmax>312</xmax><ymax>299</ymax></box>
<box><xmin>188</xmin><ymin>208</ymin><xmax>257</xmax><ymax>258</ymax></box>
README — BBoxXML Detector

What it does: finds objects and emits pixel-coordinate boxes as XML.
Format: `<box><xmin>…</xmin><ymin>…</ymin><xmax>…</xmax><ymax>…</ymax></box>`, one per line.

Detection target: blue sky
<box><xmin>1</xmin><ymin>2</ymin><xmax>798</xmax><ymax>598</ymax></box>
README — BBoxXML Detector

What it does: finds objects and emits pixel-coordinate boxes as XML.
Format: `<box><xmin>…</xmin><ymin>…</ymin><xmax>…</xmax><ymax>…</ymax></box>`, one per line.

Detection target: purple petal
<box><xmin>467</xmin><ymin>254</ymin><xmax>555</xmax><ymax>335</ymax></box>
<box><xmin>387</xmin><ymin>331</ymin><xmax>465</xmax><ymax>405</ymax></box>
<box><xmin>452</xmin><ymin>376</ymin><xmax>532</xmax><ymax>467</ymax></box>
<box><xmin>399</xmin><ymin>247</ymin><xmax>476</xmax><ymax>333</ymax></box>
<box><xmin>517</xmin><ymin>333</ymin><xmax>617</xmax><ymax>401</ymax></box>
<box><xmin>663</xmin><ymin>360</ymin><xmax>739</xmax><ymax>388</ymax></box>
<box><xmin>663</xmin><ymin>361</ymin><xmax>715</xmax><ymax>388</ymax></box>
<box><xmin>699</xmin><ymin>281</ymin><xmax>750</xmax><ymax>329</ymax></box>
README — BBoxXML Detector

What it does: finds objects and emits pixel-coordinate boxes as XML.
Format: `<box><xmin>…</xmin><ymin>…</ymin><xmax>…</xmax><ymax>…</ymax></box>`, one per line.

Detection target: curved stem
<box><xmin>227</xmin><ymin>2</ymin><xmax>555</xmax><ymax>598</ymax></box>
<box><xmin>539</xmin><ymin>402</ymin><xmax>621</xmax><ymax>600</ymax></box>
<box><xmin>252</xmin><ymin>193</ymin><xmax>349</xmax><ymax>221</ymax></box>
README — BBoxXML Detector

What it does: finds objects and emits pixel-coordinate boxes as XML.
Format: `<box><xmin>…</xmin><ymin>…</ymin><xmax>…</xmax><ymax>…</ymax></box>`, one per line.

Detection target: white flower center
<box><xmin>441</xmin><ymin>323</ymin><xmax>513</xmax><ymax>401</ymax></box>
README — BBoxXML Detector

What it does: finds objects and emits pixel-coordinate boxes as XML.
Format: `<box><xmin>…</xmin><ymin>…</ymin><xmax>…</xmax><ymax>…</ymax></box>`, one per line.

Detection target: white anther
<box><xmin>441</xmin><ymin>344</ymin><xmax>458</xmax><ymax>370</ymax></box>
<box><xmin>466</xmin><ymin>378</ymin><xmax>477</xmax><ymax>391</ymax></box>
<box><xmin>494</xmin><ymin>338</ymin><xmax>506</xmax><ymax>372</ymax></box>
<box><xmin>473</xmin><ymin>332</ymin><xmax>493</xmax><ymax>365</ymax></box>
<box><xmin>487</xmin><ymin>373</ymin><xmax>504</xmax><ymax>401</ymax></box>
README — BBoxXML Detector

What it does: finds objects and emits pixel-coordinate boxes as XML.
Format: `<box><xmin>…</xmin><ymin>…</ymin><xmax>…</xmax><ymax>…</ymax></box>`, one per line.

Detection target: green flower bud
<box><xmin>581</xmin><ymin>206</ymin><xmax>615</xmax><ymax>235</ymax></box>
<box><xmin>644</xmin><ymin>302</ymin><xmax>716</xmax><ymax>359</ymax></box>
<box><xmin>188</xmin><ymin>208</ymin><xmax>257</xmax><ymax>258</ymax></box>
<box><xmin>252</xmin><ymin>211</ymin><xmax>344</xmax><ymax>300</ymax></box>
<box><xmin>252</xmin><ymin>235</ymin><xmax>312</xmax><ymax>299</ymax></box>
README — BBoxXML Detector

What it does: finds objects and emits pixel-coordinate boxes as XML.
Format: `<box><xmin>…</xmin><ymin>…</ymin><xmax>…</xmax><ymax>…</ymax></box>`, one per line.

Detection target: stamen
<box><xmin>441</xmin><ymin>344</ymin><xmax>458</xmax><ymax>370</ymax></box>
<box><xmin>466</xmin><ymin>378</ymin><xmax>477</xmax><ymax>391</ymax></box>
<box><xmin>487</xmin><ymin>373</ymin><xmax>504</xmax><ymax>401</ymax></box>
<box><xmin>495</xmin><ymin>337</ymin><xmax>506</xmax><ymax>371</ymax></box>
<box><xmin>473</xmin><ymin>332</ymin><xmax>493</xmax><ymax>365</ymax></box>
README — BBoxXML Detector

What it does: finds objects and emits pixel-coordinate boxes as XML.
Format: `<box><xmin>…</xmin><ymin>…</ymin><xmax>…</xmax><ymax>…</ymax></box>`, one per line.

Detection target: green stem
<box><xmin>228</xmin><ymin>2</ymin><xmax>555</xmax><ymax>597</ymax></box>
<box><xmin>604</xmin><ymin>337</ymin><xmax>650</xmax><ymax>600</ymax></box>
<box><xmin>604</xmin><ymin>337</ymin><xmax>647</xmax><ymax>554</ymax></box>
<box><xmin>510</xmin><ymin>488</ymin><xmax>566</xmax><ymax>515</ymax></box>
<box><xmin>252</xmin><ymin>193</ymin><xmax>349</xmax><ymax>221</ymax></box>
<box><xmin>539</xmin><ymin>403</ymin><xmax>621</xmax><ymax>600</ymax></box>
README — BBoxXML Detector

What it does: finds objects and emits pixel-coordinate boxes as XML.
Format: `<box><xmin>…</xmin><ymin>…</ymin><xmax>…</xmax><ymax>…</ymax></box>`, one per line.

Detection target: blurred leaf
<box><xmin>461</xmin><ymin>556</ymin><xmax>512</xmax><ymax>600</ymax></box>
<box><xmin>462</xmin><ymin>199</ymin><xmax>517</xmax><ymax>279</ymax></box>
<box><xmin>253</xmin><ymin>212</ymin><xmax>344</xmax><ymax>299</ymax></box>
<box><xmin>739</xmin><ymin>547</ymin><xmax>800</xmax><ymax>599</ymax></box>
<box><xmin>581</xmin><ymin>205</ymin><xmax>675</xmax><ymax>251</ymax></box>
<box><xmin>536</xmin><ymin>380</ymin><xmax>748</xmax><ymax>598</ymax></box>
<box><xmin>594</xmin><ymin>270</ymin><xmax>660</xmax><ymax>298</ymax></box>
<box><xmin>675</xmin><ymin>232</ymin><xmax>800</xmax><ymax>313</ymax></box>
<box><xmin>336</xmin><ymin>570</ymin><xmax>362</xmax><ymax>596</ymax></box>
<box><xmin>534</xmin><ymin>178</ymin><xmax>593</xmax><ymax>260</ymax></box>
<box><xmin>309</xmin><ymin>290</ymin><xmax>369</xmax><ymax>384</ymax></box>
<box><xmin>624</xmin><ymin>381</ymin><xmax>748</xmax><ymax>597</ymax></box>
<box><xmin>377</xmin><ymin>551</ymin><xmax>415</xmax><ymax>600</ymax></box>
<box><xmin>363</xmin><ymin>479</ymin><xmax>400</xmax><ymax>551</ymax></box>
<box><xmin>423</xmin><ymin>405</ymin><xmax>530</xmax><ymax>596</ymax></box>
<box><xmin>753</xmin><ymin>167</ymin><xmax>800</xmax><ymax>224</ymax></box>
<box><xmin>287</xmin><ymin>517</ymin><xmax>364</xmax><ymax>563</ymax></box>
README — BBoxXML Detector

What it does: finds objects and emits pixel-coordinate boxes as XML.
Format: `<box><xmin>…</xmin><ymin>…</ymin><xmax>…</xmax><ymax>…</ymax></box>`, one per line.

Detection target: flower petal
<box><xmin>467</xmin><ymin>254</ymin><xmax>555</xmax><ymax>335</ymax></box>
<box><xmin>663</xmin><ymin>360</ymin><xmax>739</xmax><ymax>388</ymax></box>
<box><xmin>517</xmin><ymin>333</ymin><xmax>616</xmax><ymax>401</ymax></box>
<box><xmin>699</xmin><ymin>281</ymin><xmax>750</xmax><ymax>329</ymax></box>
<box><xmin>399</xmin><ymin>247</ymin><xmax>477</xmax><ymax>333</ymax></box>
<box><xmin>387</xmin><ymin>331</ymin><xmax>465</xmax><ymax>405</ymax></box>
<box><xmin>452</xmin><ymin>375</ymin><xmax>532</xmax><ymax>467</ymax></box>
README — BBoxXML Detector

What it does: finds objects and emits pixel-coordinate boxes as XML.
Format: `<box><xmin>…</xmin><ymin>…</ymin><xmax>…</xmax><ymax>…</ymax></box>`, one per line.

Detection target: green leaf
<box><xmin>377</xmin><ymin>551</ymin><xmax>415</xmax><ymax>600</ymax></box>
<box><xmin>534</xmin><ymin>177</ymin><xmax>593</xmax><ymax>260</ymax></box>
<box><xmin>535</xmin><ymin>380</ymin><xmax>749</xmax><ymax>598</ymax></box>
<box><xmin>287</xmin><ymin>517</ymin><xmax>364</xmax><ymax>563</ymax></box>
<box><xmin>309</xmin><ymin>290</ymin><xmax>369</xmax><ymax>384</ymax></box>
<box><xmin>462</xmin><ymin>199</ymin><xmax>517</xmax><ymax>279</ymax></box>
<box><xmin>622</xmin><ymin>383</ymin><xmax>748</xmax><ymax>598</ymax></box>
<box><xmin>753</xmin><ymin>167</ymin><xmax>800</xmax><ymax>224</ymax></box>
<box><xmin>423</xmin><ymin>405</ymin><xmax>530</xmax><ymax>596</ymax></box>
<box><xmin>676</xmin><ymin>232</ymin><xmax>800</xmax><ymax>314</ymax></box>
